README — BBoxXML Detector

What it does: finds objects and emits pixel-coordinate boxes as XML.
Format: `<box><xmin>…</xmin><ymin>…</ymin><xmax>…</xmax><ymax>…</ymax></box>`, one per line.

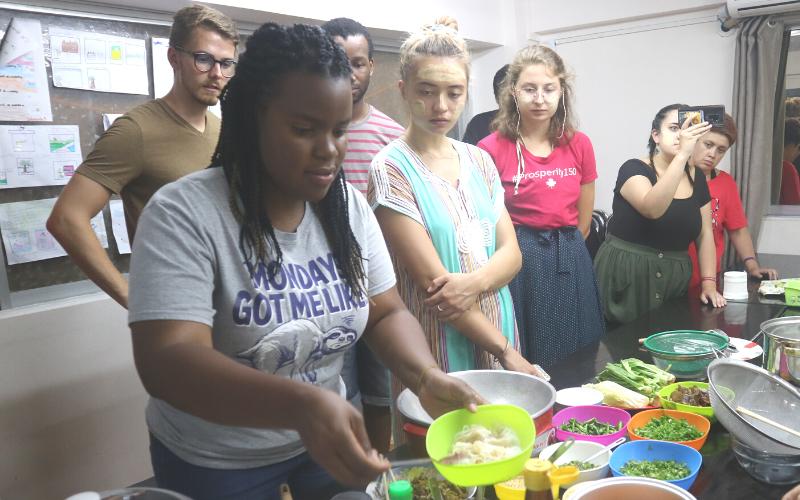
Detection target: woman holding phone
<box><xmin>595</xmin><ymin>104</ymin><xmax>726</xmax><ymax>324</ymax></box>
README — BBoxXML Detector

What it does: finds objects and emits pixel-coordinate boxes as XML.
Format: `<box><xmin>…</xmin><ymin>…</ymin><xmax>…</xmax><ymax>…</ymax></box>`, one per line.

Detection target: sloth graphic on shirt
<box><xmin>232</xmin><ymin>255</ymin><xmax>369</xmax><ymax>394</ymax></box>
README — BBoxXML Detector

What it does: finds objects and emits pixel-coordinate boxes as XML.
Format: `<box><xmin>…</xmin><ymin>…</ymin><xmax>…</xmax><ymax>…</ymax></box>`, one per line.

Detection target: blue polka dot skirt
<box><xmin>510</xmin><ymin>226</ymin><xmax>606</xmax><ymax>368</ymax></box>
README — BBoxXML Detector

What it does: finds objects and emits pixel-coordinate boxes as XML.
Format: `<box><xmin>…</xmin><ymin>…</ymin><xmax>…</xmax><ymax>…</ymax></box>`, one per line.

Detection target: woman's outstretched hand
<box><xmin>417</xmin><ymin>368</ymin><xmax>486</xmax><ymax>419</ymax></box>
<box><xmin>296</xmin><ymin>389</ymin><xmax>389</xmax><ymax>488</ymax></box>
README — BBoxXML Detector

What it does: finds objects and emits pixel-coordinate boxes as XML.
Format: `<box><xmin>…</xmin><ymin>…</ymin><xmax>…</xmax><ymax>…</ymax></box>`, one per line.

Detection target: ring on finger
<box><xmin>436</xmin><ymin>305</ymin><xmax>444</xmax><ymax>311</ymax></box>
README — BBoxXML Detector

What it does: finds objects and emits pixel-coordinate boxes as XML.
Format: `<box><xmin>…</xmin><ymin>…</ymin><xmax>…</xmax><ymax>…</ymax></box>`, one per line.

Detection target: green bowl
<box><xmin>657</xmin><ymin>381</ymin><xmax>715</xmax><ymax>421</ymax></box>
<box><xmin>426</xmin><ymin>404</ymin><xmax>535</xmax><ymax>487</ymax></box>
<box><xmin>643</xmin><ymin>330</ymin><xmax>728</xmax><ymax>379</ymax></box>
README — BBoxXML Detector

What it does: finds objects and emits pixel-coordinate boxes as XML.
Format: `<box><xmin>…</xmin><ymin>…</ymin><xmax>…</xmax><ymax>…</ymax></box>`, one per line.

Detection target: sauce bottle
<box><xmin>523</xmin><ymin>458</ymin><xmax>553</xmax><ymax>500</ymax></box>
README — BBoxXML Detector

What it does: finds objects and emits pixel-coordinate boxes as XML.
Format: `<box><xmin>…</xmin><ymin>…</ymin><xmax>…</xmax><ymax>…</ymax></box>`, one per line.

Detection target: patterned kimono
<box><xmin>369</xmin><ymin>138</ymin><xmax>518</xmax><ymax>372</ymax></box>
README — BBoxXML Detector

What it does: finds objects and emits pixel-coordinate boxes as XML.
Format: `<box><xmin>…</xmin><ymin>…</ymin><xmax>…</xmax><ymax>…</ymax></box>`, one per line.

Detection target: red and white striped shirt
<box><xmin>343</xmin><ymin>106</ymin><xmax>404</xmax><ymax>196</ymax></box>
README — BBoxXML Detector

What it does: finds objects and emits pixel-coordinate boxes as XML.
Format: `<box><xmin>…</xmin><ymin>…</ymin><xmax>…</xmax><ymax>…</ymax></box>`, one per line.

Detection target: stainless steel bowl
<box><xmin>396</xmin><ymin>370</ymin><xmax>556</xmax><ymax>425</ymax></box>
<box><xmin>760</xmin><ymin>316</ymin><xmax>800</xmax><ymax>386</ymax></box>
<box><xmin>707</xmin><ymin>358</ymin><xmax>800</xmax><ymax>454</ymax></box>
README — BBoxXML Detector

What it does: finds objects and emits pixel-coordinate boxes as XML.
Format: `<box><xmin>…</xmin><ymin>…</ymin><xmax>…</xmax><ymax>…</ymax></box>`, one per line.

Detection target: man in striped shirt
<box><xmin>323</xmin><ymin>17</ymin><xmax>404</xmax><ymax>453</ymax></box>
<box><xmin>324</xmin><ymin>18</ymin><xmax>404</xmax><ymax>196</ymax></box>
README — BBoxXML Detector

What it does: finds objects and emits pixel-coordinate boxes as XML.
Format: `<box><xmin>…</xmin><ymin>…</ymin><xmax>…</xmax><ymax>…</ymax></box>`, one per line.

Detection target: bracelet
<box><xmin>743</xmin><ymin>256</ymin><xmax>756</xmax><ymax>264</ymax></box>
<box><xmin>701</xmin><ymin>276</ymin><xmax>717</xmax><ymax>282</ymax></box>
<box><xmin>498</xmin><ymin>338</ymin><xmax>510</xmax><ymax>359</ymax></box>
<box><xmin>416</xmin><ymin>364</ymin><xmax>439</xmax><ymax>393</ymax></box>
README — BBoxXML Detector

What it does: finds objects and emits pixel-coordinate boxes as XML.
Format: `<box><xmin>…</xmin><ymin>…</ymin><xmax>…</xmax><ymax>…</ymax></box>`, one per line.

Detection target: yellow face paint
<box><xmin>415</xmin><ymin>59</ymin><xmax>467</xmax><ymax>85</ymax></box>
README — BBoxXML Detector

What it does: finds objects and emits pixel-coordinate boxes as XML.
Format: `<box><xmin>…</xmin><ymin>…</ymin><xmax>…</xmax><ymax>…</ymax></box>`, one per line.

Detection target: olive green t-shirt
<box><xmin>77</xmin><ymin>99</ymin><xmax>220</xmax><ymax>240</ymax></box>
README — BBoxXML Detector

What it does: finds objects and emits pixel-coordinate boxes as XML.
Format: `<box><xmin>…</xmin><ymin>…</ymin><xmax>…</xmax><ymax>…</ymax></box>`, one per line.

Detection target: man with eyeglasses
<box><xmin>48</xmin><ymin>5</ymin><xmax>238</xmax><ymax>308</ymax></box>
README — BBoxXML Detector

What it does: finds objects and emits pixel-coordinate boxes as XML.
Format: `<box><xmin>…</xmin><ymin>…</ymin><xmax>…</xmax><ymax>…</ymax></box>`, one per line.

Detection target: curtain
<box><xmin>728</xmin><ymin>16</ymin><xmax>786</xmax><ymax>270</ymax></box>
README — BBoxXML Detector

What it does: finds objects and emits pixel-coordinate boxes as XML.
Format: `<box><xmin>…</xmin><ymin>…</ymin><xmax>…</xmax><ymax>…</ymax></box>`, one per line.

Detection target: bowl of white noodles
<box><xmin>425</xmin><ymin>404</ymin><xmax>536</xmax><ymax>487</ymax></box>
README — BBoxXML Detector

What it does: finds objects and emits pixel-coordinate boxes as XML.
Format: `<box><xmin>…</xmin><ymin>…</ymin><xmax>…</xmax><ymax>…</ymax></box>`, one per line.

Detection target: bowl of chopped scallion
<box><xmin>539</xmin><ymin>440</ymin><xmax>612</xmax><ymax>483</ymax></box>
<box><xmin>627</xmin><ymin>409</ymin><xmax>711</xmax><ymax>451</ymax></box>
<box><xmin>553</xmin><ymin>405</ymin><xmax>631</xmax><ymax>445</ymax></box>
<box><xmin>609</xmin><ymin>440</ymin><xmax>703</xmax><ymax>490</ymax></box>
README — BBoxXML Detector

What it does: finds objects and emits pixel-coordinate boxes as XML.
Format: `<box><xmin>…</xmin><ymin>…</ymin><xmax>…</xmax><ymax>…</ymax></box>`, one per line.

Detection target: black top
<box><xmin>608</xmin><ymin>159</ymin><xmax>711</xmax><ymax>251</ymax></box>
<box><xmin>461</xmin><ymin>109</ymin><xmax>498</xmax><ymax>145</ymax></box>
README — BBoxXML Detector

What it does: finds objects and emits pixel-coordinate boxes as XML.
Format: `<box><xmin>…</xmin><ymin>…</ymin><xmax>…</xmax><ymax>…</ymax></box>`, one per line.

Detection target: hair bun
<box><xmin>424</xmin><ymin>16</ymin><xmax>459</xmax><ymax>33</ymax></box>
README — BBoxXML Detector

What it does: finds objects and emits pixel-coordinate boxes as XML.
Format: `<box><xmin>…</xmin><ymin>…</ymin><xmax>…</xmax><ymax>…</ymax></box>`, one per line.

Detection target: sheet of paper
<box><xmin>50</xmin><ymin>28</ymin><xmax>148</xmax><ymax>95</ymax></box>
<box><xmin>102</xmin><ymin>113</ymin><xmax>122</xmax><ymax>131</ymax></box>
<box><xmin>151</xmin><ymin>37</ymin><xmax>220</xmax><ymax>117</ymax></box>
<box><xmin>0</xmin><ymin>198</ymin><xmax>107</xmax><ymax>265</ymax></box>
<box><xmin>108</xmin><ymin>199</ymin><xmax>130</xmax><ymax>254</ymax></box>
<box><xmin>0</xmin><ymin>125</ymin><xmax>83</xmax><ymax>189</ymax></box>
<box><xmin>0</xmin><ymin>18</ymin><xmax>53</xmax><ymax>121</ymax></box>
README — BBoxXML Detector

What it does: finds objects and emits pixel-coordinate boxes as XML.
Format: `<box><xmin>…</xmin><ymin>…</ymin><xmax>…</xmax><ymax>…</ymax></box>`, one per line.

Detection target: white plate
<box><xmin>728</xmin><ymin>337</ymin><xmax>764</xmax><ymax>361</ymax></box>
<box><xmin>556</xmin><ymin>387</ymin><xmax>604</xmax><ymax>407</ymax></box>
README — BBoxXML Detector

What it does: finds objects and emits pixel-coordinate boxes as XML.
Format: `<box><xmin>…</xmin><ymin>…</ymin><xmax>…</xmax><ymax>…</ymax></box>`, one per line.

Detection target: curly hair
<box><xmin>212</xmin><ymin>23</ymin><xmax>366</xmax><ymax>298</ymax></box>
<box><xmin>322</xmin><ymin>17</ymin><xmax>374</xmax><ymax>59</ymax></box>
<box><xmin>492</xmin><ymin>45</ymin><xmax>576</xmax><ymax>147</ymax></box>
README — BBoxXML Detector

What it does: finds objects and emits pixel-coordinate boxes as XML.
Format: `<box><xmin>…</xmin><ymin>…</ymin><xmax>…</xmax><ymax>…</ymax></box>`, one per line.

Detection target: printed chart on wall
<box><xmin>109</xmin><ymin>199</ymin><xmax>130</xmax><ymax>254</ymax></box>
<box><xmin>0</xmin><ymin>198</ymin><xmax>107</xmax><ymax>265</ymax></box>
<box><xmin>0</xmin><ymin>17</ymin><xmax>53</xmax><ymax>121</ymax></box>
<box><xmin>0</xmin><ymin>125</ymin><xmax>82</xmax><ymax>188</ymax></box>
<box><xmin>49</xmin><ymin>27</ymin><xmax>148</xmax><ymax>95</ymax></box>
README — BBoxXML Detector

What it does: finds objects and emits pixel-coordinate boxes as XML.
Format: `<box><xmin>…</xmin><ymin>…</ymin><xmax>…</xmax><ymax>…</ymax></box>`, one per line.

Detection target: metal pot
<box><xmin>759</xmin><ymin>316</ymin><xmax>800</xmax><ymax>386</ymax></box>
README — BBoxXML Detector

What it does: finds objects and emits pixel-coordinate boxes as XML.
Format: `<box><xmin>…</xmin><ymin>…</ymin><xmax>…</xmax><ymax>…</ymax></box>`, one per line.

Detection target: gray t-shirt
<box><xmin>128</xmin><ymin>167</ymin><xmax>396</xmax><ymax>469</ymax></box>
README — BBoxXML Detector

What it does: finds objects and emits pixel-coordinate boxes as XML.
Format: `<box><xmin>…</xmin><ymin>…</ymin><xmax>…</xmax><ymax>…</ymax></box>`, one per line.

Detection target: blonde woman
<box><xmin>368</xmin><ymin>18</ymin><xmax>543</xmax><ymax>377</ymax></box>
<box><xmin>478</xmin><ymin>45</ymin><xmax>605</xmax><ymax>367</ymax></box>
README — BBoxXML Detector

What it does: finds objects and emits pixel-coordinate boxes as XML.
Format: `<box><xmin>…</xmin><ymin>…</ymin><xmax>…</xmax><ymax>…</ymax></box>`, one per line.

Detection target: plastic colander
<box><xmin>643</xmin><ymin>330</ymin><xmax>729</xmax><ymax>379</ymax></box>
<box><xmin>426</xmin><ymin>404</ymin><xmax>536</xmax><ymax>487</ymax></box>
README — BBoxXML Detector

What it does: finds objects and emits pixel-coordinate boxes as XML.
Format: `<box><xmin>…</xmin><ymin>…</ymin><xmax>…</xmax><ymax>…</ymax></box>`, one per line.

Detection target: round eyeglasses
<box><xmin>174</xmin><ymin>46</ymin><xmax>237</xmax><ymax>78</ymax></box>
<box><xmin>515</xmin><ymin>86</ymin><xmax>561</xmax><ymax>102</ymax></box>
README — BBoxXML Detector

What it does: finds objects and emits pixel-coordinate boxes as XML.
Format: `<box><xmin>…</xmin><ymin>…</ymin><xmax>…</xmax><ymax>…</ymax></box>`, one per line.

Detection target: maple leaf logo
<box><xmin>546</xmin><ymin>178</ymin><xmax>556</xmax><ymax>189</ymax></box>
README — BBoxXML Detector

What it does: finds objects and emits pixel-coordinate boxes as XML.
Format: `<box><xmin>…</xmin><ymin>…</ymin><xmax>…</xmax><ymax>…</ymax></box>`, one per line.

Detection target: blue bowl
<box><xmin>609</xmin><ymin>440</ymin><xmax>702</xmax><ymax>491</ymax></box>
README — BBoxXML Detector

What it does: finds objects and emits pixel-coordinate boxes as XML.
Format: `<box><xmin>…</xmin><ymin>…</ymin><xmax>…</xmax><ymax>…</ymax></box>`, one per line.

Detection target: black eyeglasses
<box><xmin>174</xmin><ymin>46</ymin><xmax>237</xmax><ymax>78</ymax></box>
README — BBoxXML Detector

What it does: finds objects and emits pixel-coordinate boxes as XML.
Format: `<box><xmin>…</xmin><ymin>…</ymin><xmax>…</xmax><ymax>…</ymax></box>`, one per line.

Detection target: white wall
<box><xmin>529</xmin><ymin>0</ymin><xmax>725</xmax><ymax>34</ymax></box>
<box><xmin>0</xmin><ymin>2</ymin><xmax>527</xmax><ymax>499</ymax></box>
<box><xmin>0</xmin><ymin>294</ymin><xmax>150</xmax><ymax>500</ymax></box>
<box><xmin>531</xmin><ymin>7</ymin><xmax>736</xmax><ymax>212</ymax></box>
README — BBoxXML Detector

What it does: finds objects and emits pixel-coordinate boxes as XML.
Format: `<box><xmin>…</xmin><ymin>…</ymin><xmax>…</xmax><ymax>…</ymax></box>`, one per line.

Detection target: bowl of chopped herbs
<box><xmin>627</xmin><ymin>409</ymin><xmax>711</xmax><ymax>451</ymax></box>
<box><xmin>609</xmin><ymin>440</ymin><xmax>703</xmax><ymax>490</ymax></box>
<box><xmin>553</xmin><ymin>405</ymin><xmax>631</xmax><ymax>445</ymax></box>
<box><xmin>539</xmin><ymin>440</ymin><xmax>612</xmax><ymax>483</ymax></box>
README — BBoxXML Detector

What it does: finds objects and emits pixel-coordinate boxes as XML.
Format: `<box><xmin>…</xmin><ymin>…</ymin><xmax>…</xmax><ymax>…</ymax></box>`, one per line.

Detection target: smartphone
<box><xmin>677</xmin><ymin>105</ymin><xmax>726</xmax><ymax>127</ymax></box>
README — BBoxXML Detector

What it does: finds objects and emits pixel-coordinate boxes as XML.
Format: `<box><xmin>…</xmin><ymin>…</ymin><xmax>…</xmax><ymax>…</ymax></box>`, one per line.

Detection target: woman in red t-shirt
<box><xmin>478</xmin><ymin>45</ymin><xmax>605</xmax><ymax>368</ymax></box>
<box><xmin>687</xmin><ymin>114</ymin><xmax>778</xmax><ymax>287</ymax></box>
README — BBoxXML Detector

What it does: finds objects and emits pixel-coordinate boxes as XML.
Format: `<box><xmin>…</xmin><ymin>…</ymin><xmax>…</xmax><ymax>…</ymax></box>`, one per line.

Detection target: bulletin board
<box><xmin>0</xmin><ymin>5</ymin><xmax>407</xmax><ymax>308</ymax></box>
<box><xmin>0</xmin><ymin>7</ymin><xmax>169</xmax><ymax>297</ymax></box>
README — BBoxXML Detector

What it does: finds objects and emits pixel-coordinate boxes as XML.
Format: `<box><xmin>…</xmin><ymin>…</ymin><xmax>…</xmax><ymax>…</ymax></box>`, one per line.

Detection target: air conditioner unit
<box><xmin>726</xmin><ymin>0</ymin><xmax>800</xmax><ymax>18</ymax></box>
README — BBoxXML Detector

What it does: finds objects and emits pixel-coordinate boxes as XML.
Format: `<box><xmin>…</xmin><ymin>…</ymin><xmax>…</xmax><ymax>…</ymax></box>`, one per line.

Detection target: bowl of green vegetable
<box><xmin>553</xmin><ymin>405</ymin><xmax>631</xmax><ymax>445</ymax></box>
<box><xmin>609</xmin><ymin>440</ymin><xmax>702</xmax><ymax>490</ymax></box>
<box><xmin>539</xmin><ymin>440</ymin><xmax>612</xmax><ymax>483</ymax></box>
<box><xmin>627</xmin><ymin>409</ymin><xmax>710</xmax><ymax>451</ymax></box>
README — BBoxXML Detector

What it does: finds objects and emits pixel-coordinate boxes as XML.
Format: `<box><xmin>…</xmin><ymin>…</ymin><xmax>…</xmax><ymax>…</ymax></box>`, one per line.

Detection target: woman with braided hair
<box><xmin>128</xmin><ymin>22</ymin><xmax>482</xmax><ymax>500</ymax></box>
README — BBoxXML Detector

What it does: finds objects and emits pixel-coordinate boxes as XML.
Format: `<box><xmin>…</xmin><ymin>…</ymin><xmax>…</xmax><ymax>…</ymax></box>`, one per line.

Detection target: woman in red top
<box><xmin>478</xmin><ymin>45</ymin><xmax>604</xmax><ymax>368</ymax></box>
<box><xmin>781</xmin><ymin>118</ymin><xmax>800</xmax><ymax>205</ymax></box>
<box><xmin>687</xmin><ymin>114</ymin><xmax>778</xmax><ymax>287</ymax></box>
